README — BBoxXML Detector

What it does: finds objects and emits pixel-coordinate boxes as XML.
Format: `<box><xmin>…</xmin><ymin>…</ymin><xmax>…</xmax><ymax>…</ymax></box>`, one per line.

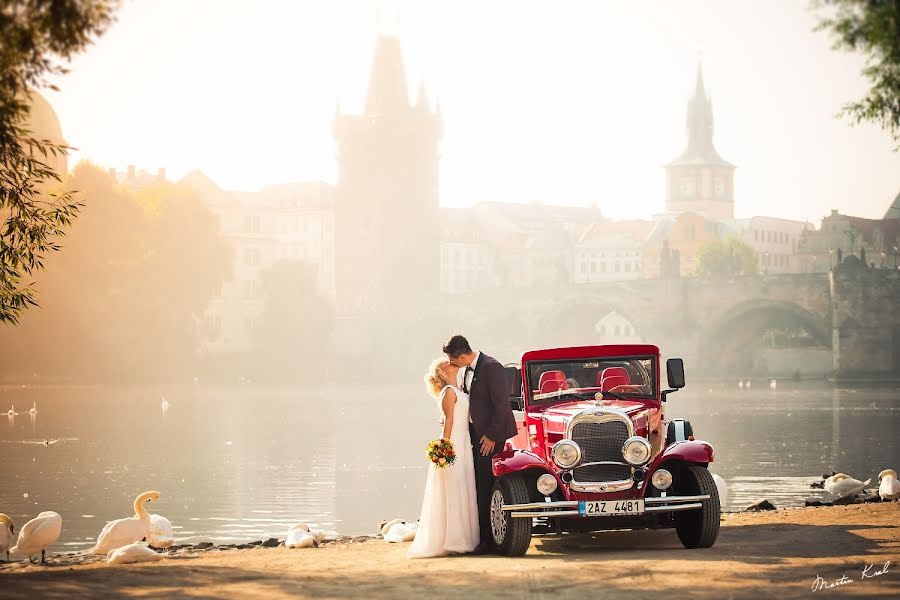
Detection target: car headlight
<box><xmin>622</xmin><ymin>436</ymin><xmax>652</xmax><ymax>466</ymax></box>
<box><xmin>536</xmin><ymin>473</ymin><xmax>558</xmax><ymax>495</ymax></box>
<box><xmin>552</xmin><ymin>439</ymin><xmax>582</xmax><ymax>469</ymax></box>
<box><xmin>651</xmin><ymin>468</ymin><xmax>673</xmax><ymax>490</ymax></box>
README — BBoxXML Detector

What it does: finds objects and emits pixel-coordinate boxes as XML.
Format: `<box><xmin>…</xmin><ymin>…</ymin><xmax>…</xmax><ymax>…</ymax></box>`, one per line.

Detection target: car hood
<box><xmin>538</xmin><ymin>399</ymin><xmax>648</xmax><ymax>421</ymax></box>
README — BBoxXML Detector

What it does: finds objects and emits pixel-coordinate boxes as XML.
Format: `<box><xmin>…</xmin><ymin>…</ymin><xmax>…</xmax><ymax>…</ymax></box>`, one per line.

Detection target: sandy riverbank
<box><xmin>2</xmin><ymin>503</ymin><xmax>898</xmax><ymax>599</ymax></box>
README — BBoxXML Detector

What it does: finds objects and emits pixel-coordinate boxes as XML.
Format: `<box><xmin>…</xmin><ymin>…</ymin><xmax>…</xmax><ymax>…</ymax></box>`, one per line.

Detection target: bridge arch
<box><xmin>700</xmin><ymin>299</ymin><xmax>832</xmax><ymax>376</ymax></box>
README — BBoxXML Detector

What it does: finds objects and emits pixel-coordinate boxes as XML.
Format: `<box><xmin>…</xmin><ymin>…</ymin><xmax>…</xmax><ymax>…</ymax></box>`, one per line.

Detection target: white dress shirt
<box><xmin>457</xmin><ymin>351</ymin><xmax>480</xmax><ymax>392</ymax></box>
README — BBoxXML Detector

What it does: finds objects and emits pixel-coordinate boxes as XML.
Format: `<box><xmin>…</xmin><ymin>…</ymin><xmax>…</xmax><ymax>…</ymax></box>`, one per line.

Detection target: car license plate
<box><xmin>578</xmin><ymin>499</ymin><xmax>644</xmax><ymax>517</ymax></box>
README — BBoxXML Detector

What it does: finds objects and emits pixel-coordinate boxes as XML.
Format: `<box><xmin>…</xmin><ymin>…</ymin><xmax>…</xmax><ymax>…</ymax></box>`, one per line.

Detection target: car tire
<box><xmin>674</xmin><ymin>465</ymin><xmax>720</xmax><ymax>549</ymax></box>
<box><xmin>490</xmin><ymin>475</ymin><xmax>532</xmax><ymax>556</ymax></box>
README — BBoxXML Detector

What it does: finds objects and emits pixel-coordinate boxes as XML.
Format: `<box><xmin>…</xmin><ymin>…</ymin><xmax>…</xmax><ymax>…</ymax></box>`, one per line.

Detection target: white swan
<box><xmin>769</xmin><ymin>379</ymin><xmax>777</xmax><ymax>390</ymax></box>
<box><xmin>147</xmin><ymin>514</ymin><xmax>174</xmax><ymax>548</ymax></box>
<box><xmin>106</xmin><ymin>542</ymin><xmax>164</xmax><ymax>565</ymax></box>
<box><xmin>711</xmin><ymin>473</ymin><xmax>728</xmax><ymax>506</ymax></box>
<box><xmin>10</xmin><ymin>511</ymin><xmax>62</xmax><ymax>563</ymax></box>
<box><xmin>738</xmin><ymin>380</ymin><xmax>743</xmax><ymax>389</ymax></box>
<box><xmin>824</xmin><ymin>473</ymin><xmax>871</xmax><ymax>499</ymax></box>
<box><xmin>161</xmin><ymin>397</ymin><xmax>169</xmax><ymax>412</ymax></box>
<box><xmin>745</xmin><ymin>380</ymin><xmax>751</xmax><ymax>389</ymax></box>
<box><xmin>90</xmin><ymin>490</ymin><xmax>160</xmax><ymax>554</ymax></box>
<box><xmin>878</xmin><ymin>469</ymin><xmax>900</xmax><ymax>501</ymax></box>
<box><xmin>0</xmin><ymin>513</ymin><xmax>14</xmax><ymax>561</ymax></box>
<box><xmin>29</xmin><ymin>402</ymin><xmax>37</xmax><ymax>416</ymax></box>
<box><xmin>6</xmin><ymin>405</ymin><xmax>18</xmax><ymax>417</ymax></box>
<box><xmin>285</xmin><ymin>523</ymin><xmax>324</xmax><ymax>548</ymax></box>
<box><xmin>380</xmin><ymin>519</ymin><xmax>417</xmax><ymax>543</ymax></box>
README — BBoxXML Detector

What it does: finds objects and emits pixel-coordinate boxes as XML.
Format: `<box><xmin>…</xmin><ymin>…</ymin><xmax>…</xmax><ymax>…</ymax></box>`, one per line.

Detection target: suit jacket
<box><xmin>467</xmin><ymin>353</ymin><xmax>518</xmax><ymax>444</ymax></box>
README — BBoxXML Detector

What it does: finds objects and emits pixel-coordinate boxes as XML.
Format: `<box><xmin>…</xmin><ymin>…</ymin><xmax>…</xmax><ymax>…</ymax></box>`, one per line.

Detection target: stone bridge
<box><xmin>488</xmin><ymin>266</ymin><xmax>900</xmax><ymax>379</ymax></box>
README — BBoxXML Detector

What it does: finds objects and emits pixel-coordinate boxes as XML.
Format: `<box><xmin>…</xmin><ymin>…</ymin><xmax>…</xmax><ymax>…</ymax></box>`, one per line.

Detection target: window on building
<box><xmin>614</xmin><ymin>325</ymin><xmax>621</xmax><ymax>336</ymax></box>
<box><xmin>244</xmin><ymin>215</ymin><xmax>260</xmax><ymax>234</ymax></box>
<box><xmin>713</xmin><ymin>177</ymin><xmax>724</xmax><ymax>197</ymax></box>
<box><xmin>679</xmin><ymin>177</ymin><xmax>695</xmax><ymax>197</ymax></box>
<box><xmin>600</xmin><ymin>262</ymin><xmax>606</xmax><ymax>272</ymax></box>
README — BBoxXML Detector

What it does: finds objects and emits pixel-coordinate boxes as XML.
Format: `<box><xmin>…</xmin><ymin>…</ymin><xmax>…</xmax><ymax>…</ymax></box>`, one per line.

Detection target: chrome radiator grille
<box><xmin>572</xmin><ymin>420</ymin><xmax>631</xmax><ymax>482</ymax></box>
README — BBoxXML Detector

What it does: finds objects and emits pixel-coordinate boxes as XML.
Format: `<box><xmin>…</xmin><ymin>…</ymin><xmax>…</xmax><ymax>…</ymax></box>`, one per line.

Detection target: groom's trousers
<box><xmin>470</xmin><ymin>423</ymin><xmax>499</xmax><ymax>547</ymax></box>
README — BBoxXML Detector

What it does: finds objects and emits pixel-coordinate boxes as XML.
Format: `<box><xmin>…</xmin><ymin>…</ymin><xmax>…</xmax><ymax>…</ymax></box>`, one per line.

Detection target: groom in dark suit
<box><xmin>443</xmin><ymin>334</ymin><xmax>518</xmax><ymax>553</ymax></box>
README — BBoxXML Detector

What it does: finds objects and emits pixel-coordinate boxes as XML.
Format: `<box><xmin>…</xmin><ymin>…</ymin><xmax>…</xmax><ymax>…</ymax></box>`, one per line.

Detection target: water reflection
<box><xmin>0</xmin><ymin>381</ymin><xmax>896</xmax><ymax>554</ymax></box>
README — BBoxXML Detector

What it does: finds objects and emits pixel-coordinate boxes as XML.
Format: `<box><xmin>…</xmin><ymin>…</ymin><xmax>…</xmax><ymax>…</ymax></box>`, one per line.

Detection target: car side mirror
<box><xmin>666</xmin><ymin>358</ymin><xmax>685</xmax><ymax>389</ymax></box>
<box><xmin>505</xmin><ymin>365</ymin><xmax>524</xmax><ymax>410</ymax></box>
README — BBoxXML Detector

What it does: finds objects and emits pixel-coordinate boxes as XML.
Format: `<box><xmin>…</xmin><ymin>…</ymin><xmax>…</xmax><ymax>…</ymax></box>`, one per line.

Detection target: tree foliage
<box><xmin>249</xmin><ymin>260</ymin><xmax>334</xmax><ymax>381</ymax></box>
<box><xmin>0</xmin><ymin>0</ymin><xmax>117</xmax><ymax>323</ymax></box>
<box><xmin>0</xmin><ymin>163</ymin><xmax>233</xmax><ymax>381</ymax></box>
<box><xmin>815</xmin><ymin>0</ymin><xmax>900</xmax><ymax>147</ymax></box>
<box><xmin>695</xmin><ymin>237</ymin><xmax>758</xmax><ymax>278</ymax></box>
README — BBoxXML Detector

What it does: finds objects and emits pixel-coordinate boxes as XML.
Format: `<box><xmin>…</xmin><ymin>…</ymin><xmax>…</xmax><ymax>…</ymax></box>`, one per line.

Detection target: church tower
<box><xmin>665</xmin><ymin>64</ymin><xmax>735</xmax><ymax>221</ymax></box>
<box><xmin>333</xmin><ymin>36</ymin><xmax>443</xmax><ymax>316</ymax></box>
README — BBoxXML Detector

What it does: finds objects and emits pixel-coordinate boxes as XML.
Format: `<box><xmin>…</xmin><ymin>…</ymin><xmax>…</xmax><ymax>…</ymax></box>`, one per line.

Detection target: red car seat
<box><xmin>538</xmin><ymin>370</ymin><xmax>569</xmax><ymax>394</ymax></box>
<box><xmin>596</xmin><ymin>366</ymin><xmax>631</xmax><ymax>388</ymax></box>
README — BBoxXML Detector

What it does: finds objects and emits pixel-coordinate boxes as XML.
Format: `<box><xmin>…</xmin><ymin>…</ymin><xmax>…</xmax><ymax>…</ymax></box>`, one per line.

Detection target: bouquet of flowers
<box><xmin>426</xmin><ymin>438</ymin><xmax>456</xmax><ymax>469</ymax></box>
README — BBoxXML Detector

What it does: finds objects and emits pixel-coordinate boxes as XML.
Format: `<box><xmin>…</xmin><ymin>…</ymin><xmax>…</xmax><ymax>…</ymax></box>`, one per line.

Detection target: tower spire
<box><xmin>364</xmin><ymin>36</ymin><xmax>410</xmax><ymax>115</ymax></box>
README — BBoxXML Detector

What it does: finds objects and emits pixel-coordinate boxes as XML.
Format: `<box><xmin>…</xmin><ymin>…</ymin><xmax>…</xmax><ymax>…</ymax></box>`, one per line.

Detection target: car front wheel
<box><xmin>490</xmin><ymin>475</ymin><xmax>532</xmax><ymax>556</ymax></box>
<box><xmin>674</xmin><ymin>464</ymin><xmax>721</xmax><ymax>549</ymax></box>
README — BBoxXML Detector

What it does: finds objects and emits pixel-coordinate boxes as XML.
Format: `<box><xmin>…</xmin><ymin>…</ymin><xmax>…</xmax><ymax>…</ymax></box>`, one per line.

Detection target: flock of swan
<box><xmin>824</xmin><ymin>470</ymin><xmax>900</xmax><ymax>501</ymax></box>
<box><xmin>0</xmin><ymin>491</ymin><xmax>174</xmax><ymax>565</ymax></box>
<box><xmin>5</xmin><ymin>403</ymin><xmax>38</xmax><ymax>418</ymax></box>
<box><xmin>736</xmin><ymin>380</ymin><xmax>778</xmax><ymax>390</ymax></box>
<box><xmin>0</xmin><ymin>489</ymin><xmax>350</xmax><ymax>565</ymax></box>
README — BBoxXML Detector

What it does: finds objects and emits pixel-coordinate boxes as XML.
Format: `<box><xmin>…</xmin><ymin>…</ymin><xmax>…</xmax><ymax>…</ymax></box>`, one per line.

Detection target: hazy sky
<box><xmin>46</xmin><ymin>0</ymin><xmax>900</xmax><ymax>223</ymax></box>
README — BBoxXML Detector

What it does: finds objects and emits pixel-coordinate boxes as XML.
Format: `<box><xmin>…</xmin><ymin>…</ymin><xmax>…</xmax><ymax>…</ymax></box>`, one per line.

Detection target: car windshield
<box><xmin>526</xmin><ymin>356</ymin><xmax>657</xmax><ymax>405</ymax></box>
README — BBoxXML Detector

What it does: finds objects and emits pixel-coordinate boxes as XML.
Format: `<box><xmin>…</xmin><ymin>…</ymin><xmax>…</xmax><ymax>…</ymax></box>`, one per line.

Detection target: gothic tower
<box><xmin>665</xmin><ymin>64</ymin><xmax>735</xmax><ymax>221</ymax></box>
<box><xmin>333</xmin><ymin>36</ymin><xmax>443</xmax><ymax>316</ymax></box>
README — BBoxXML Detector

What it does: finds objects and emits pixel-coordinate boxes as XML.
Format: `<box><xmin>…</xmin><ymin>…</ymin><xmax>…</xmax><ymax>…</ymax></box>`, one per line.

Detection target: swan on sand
<box><xmin>285</xmin><ymin>523</ymin><xmax>325</xmax><ymax>548</ymax></box>
<box><xmin>878</xmin><ymin>469</ymin><xmax>900</xmax><ymax>501</ymax></box>
<box><xmin>148</xmin><ymin>514</ymin><xmax>175</xmax><ymax>548</ymax></box>
<box><xmin>824</xmin><ymin>473</ymin><xmax>871</xmax><ymax>499</ymax></box>
<box><xmin>10</xmin><ymin>511</ymin><xmax>62</xmax><ymax>563</ymax></box>
<box><xmin>90</xmin><ymin>491</ymin><xmax>160</xmax><ymax>554</ymax></box>
<box><xmin>711</xmin><ymin>473</ymin><xmax>728</xmax><ymax>506</ymax></box>
<box><xmin>107</xmin><ymin>542</ymin><xmax>164</xmax><ymax>565</ymax></box>
<box><xmin>380</xmin><ymin>519</ymin><xmax>417</xmax><ymax>543</ymax></box>
<box><xmin>0</xmin><ymin>513</ymin><xmax>14</xmax><ymax>561</ymax></box>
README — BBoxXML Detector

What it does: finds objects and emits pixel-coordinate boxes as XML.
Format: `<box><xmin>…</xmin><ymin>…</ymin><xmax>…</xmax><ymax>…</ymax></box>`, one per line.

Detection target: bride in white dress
<box><xmin>408</xmin><ymin>358</ymin><xmax>479</xmax><ymax>558</ymax></box>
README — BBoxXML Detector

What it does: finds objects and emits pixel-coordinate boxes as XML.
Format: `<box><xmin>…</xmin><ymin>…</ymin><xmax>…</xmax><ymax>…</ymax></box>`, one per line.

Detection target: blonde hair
<box><xmin>424</xmin><ymin>357</ymin><xmax>450</xmax><ymax>398</ymax></box>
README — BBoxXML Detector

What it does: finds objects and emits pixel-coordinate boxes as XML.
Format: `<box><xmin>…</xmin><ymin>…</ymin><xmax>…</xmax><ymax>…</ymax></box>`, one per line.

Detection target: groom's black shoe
<box><xmin>470</xmin><ymin>543</ymin><xmax>492</xmax><ymax>555</ymax></box>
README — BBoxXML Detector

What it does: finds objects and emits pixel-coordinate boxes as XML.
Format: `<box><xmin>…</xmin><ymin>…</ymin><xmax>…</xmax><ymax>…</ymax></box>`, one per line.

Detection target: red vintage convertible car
<box><xmin>490</xmin><ymin>344</ymin><xmax>720</xmax><ymax>556</ymax></box>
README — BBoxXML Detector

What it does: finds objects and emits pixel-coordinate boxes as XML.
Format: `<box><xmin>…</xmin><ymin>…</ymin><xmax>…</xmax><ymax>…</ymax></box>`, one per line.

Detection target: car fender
<box><xmin>647</xmin><ymin>440</ymin><xmax>714</xmax><ymax>473</ymax></box>
<box><xmin>492</xmin><ymin>449</ymin><xmax>557</xmax><ymax>481</ymax></box>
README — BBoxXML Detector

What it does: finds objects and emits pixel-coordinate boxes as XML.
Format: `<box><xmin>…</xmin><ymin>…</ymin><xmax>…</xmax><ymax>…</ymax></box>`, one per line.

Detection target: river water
<box><xmin>0</xmin><ymin>381</ymin><xmax>897</xmax><ymax>552</ymax></box>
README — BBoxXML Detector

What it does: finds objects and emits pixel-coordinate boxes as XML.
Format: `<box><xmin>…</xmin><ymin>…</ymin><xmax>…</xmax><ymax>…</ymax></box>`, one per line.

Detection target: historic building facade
<box><xmin>797</xmin><ymin>207</ymin><xmax>900</xmax><ymax>272</ymax></box>
<box><xmin>183</xmin><ymin>172</ymin><xmax>335</xmax><ymax>353</ymax></box>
